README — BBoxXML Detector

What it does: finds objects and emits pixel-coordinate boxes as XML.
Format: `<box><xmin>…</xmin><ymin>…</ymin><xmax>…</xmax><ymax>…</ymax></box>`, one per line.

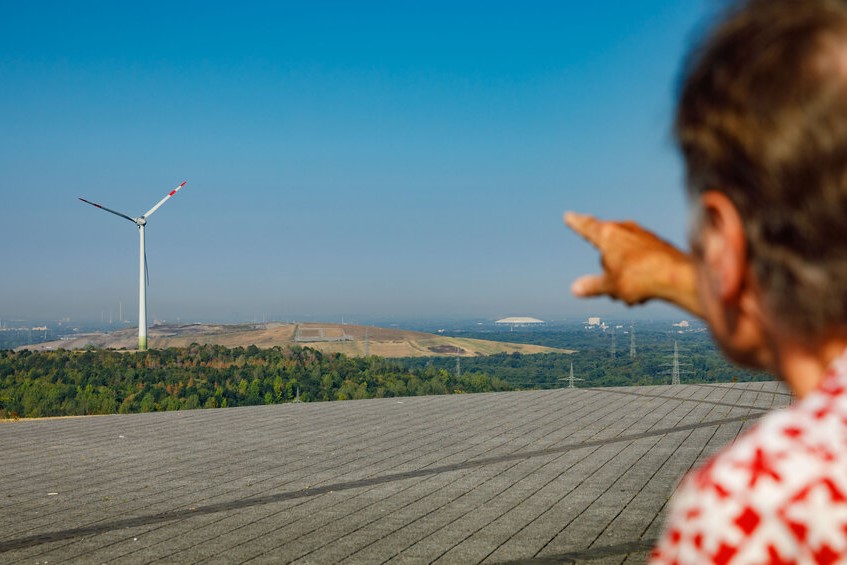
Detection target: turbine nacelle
<box><xmin>136</xmin><ymin>217</ymin><xmax>147</xmax><ymax>226</ymax></box>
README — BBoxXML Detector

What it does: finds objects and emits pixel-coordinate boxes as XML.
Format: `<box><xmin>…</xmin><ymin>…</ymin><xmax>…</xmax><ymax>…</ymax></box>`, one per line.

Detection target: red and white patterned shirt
<box><xmin>650</xmin><ymin>349</ymin><xmax>847</xmax><ymax>564</ymax></box>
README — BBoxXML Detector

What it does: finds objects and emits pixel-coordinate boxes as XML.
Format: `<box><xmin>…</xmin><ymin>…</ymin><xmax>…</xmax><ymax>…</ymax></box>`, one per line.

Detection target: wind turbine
<box><xmin>79</xmin><ymin>181</ymin><xmax>188</xmax><ymax>351</ymax></box>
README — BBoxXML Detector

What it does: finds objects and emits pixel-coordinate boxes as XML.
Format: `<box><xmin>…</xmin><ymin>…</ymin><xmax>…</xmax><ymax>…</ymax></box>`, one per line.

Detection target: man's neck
<box><xmin>775</xmin><ymin>335</ymin><xmax>847</xmax><ymax>398</ymax></box>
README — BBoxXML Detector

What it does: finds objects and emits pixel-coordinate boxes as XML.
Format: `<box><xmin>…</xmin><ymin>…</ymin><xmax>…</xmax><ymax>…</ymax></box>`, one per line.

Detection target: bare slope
<box><xmin>27</xmin><ymin>322</ymin><xmax>573</xmax><ymax>357</ymax></box>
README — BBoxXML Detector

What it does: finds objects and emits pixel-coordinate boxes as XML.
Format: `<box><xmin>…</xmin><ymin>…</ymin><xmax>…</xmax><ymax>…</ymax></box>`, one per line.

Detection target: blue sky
<box><xmin>0</xmin><ymin>1</ymin><xmax>719</xmax><ymax>324</ymax></box>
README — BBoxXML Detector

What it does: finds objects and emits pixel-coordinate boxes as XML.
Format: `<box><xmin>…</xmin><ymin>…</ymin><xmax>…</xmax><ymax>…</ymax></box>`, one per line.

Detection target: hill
<box><xmin>24</xmin><ymin>322</ymin><xmax>574</xmax><ymax>357</ymax></box>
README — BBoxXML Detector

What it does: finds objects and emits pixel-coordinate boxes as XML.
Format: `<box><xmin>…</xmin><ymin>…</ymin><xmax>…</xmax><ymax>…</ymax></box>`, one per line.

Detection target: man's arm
<box><xmin>564</xmin><ymin>211</ymin><xmax>703</xmax><ymax>318</ymax></box>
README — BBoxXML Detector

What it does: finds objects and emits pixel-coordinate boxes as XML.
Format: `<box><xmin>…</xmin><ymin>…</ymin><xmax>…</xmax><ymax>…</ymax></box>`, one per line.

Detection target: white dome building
<box><xmin>495</xmin><ymin>317</ymin><xmax>545</xmax><ymax>326</ymax></box>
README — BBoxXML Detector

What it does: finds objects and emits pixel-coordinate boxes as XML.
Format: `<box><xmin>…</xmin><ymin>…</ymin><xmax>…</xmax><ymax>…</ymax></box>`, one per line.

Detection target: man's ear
<box><xmin>698</xmin><ymin>191</ymin><xmax>748</xmax><ymax>302</ymax></box>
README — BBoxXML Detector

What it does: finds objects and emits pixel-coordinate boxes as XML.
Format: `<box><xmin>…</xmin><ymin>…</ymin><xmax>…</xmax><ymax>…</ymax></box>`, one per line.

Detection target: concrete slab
<box><xmin>0</xmin><ymin>382</ymin><xmax>789</xmax><ymax>564</ymax></box>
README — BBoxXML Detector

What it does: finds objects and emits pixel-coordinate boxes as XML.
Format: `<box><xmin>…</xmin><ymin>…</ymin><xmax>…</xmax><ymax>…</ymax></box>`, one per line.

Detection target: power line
<box><xmin>672</xmin><ymin>340</ymin><xmax>680</xmax><ymax>385</ymax></box>
<box><xmin>663</xmin><ymin>339</ymin><xmax>693</xmax><ymax>385</ymax></box>
<box><xmin>630</xmin><ymin>323</ymin><xmax>636</xmax><ymax>359</ymax></box>
<box><xmin>610</xmin><ymin>326</ymin><xmax>616</xmax><ymax>360</ymax></box>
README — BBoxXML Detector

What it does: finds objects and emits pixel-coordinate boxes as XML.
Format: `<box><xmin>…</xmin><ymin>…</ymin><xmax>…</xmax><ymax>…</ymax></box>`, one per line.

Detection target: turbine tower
<box><xmin>79</xmin><ymin>181</ymin><xmax>188</xmax><ymax>351</ymax></box>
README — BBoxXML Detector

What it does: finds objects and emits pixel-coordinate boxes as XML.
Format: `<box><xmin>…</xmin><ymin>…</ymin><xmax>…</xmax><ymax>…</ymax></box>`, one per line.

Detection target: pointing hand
<box><xmin>564</xmin><ymin>211</ymin><xmax>703</xmax><ymax>317</ymax></box>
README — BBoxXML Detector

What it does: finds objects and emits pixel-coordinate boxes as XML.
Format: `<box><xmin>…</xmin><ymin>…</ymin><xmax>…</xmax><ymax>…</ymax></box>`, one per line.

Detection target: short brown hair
<box><xmin>677</xmin><ymin>0</ymin><xmax>847</xmax><ymax>336</ymax></box>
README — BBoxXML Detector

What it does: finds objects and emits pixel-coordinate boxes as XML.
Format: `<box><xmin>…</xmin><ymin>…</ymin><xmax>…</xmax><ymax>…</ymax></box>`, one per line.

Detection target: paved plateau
<box><xmin>0</xmin><ymin>382</ymin><xmax>789</xmax><ymax>564</ymax></box>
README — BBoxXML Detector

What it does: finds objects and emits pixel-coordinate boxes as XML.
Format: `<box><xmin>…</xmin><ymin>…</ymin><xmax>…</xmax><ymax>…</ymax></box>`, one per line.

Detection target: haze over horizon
<box><xmin>1</xmin><ymin>1</ymin><xmax>717</xmax><ymax>324</ymax></box>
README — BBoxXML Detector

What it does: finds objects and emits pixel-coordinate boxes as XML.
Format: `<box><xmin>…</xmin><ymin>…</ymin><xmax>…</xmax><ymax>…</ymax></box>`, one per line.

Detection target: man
<box><xmin>567</xmin><ymin>0</ymin><xmax>847</xmax><ymax>562</ymax></box>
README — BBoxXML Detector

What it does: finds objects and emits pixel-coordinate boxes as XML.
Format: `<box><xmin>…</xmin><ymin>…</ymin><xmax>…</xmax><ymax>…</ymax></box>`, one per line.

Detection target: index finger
<box><xmin>564</xmin><ymin>211</ymin><xmax>603</xmax><ymax>246</ymax></box>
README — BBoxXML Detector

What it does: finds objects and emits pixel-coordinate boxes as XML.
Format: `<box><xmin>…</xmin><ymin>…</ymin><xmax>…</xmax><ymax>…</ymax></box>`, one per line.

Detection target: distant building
<box><xmin>673</xmin><ymin>320</ymin><xmax>691</xmax><ymax>328</ymax></box>
<box><xmin>495</xmin><ymin>317</ymin><xmax>545</xmax><ymax>327</ymax></box>
<box><xmin>587</xmin><ymin>317</ymin><xmax>602</xmax><ymax>326</ymax></box>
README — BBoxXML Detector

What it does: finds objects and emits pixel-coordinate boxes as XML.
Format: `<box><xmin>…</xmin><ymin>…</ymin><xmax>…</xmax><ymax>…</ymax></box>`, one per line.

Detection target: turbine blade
<box><xmin>142</xmin><ymin>181</ymin><xmax>187</xmax><ymax>219</ymax></box>
<box><xmin>78</xmin><ymin>198</ymin><xmax>137</xmax><ymax>223</ymax></box>
<box><xmin>144</xmin><ymin>249</ymin><xmax>149</xmax><ymax>286</ymax></box>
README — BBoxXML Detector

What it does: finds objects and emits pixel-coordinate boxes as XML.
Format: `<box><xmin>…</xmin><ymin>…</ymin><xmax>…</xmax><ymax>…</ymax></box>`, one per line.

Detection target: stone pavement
<box><xmin>0</xmin><ymin>382</ymin><xmax>790</xmax><ymax>564</ymax></box>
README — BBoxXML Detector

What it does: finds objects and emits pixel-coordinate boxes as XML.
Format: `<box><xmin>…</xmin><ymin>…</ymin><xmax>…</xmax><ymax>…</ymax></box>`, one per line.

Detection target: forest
<box><xmin>0</xmin><ymin>324</ymin><xmax>774</xmax><ymax>419</ymax></box>
<box><xmin>399</xmin><ymin>325</ymin><xmax>771</xmax><ymax>388</ymax></box>
<box><xmin>0</xmin><ymin>344</ymin><xmax>510</xmax><ymax>419</ymax></box>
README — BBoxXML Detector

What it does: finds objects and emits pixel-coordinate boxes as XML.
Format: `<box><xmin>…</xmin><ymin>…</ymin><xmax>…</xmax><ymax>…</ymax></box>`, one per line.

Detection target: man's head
<box><xmin>677</xmin><ymin>0</ymin><xmax>847</xmax><ymax>342</ymax></box>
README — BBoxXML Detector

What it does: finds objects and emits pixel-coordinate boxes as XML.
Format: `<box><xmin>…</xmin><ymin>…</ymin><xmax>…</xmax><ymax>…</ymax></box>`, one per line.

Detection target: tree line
<box><xmin>0</xmin><ymin>328</ymin><xmax>772</xmax><ymax>419</ymax></box>
<box><xmin>400</xmin><ymin>327</ymin><xmax>771</xmax><ymax>388</ymax></box>
<box><xmin>0</xmin><ymin>344</ymin><xmax>510</xmax><ymax>419</ymax></box>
